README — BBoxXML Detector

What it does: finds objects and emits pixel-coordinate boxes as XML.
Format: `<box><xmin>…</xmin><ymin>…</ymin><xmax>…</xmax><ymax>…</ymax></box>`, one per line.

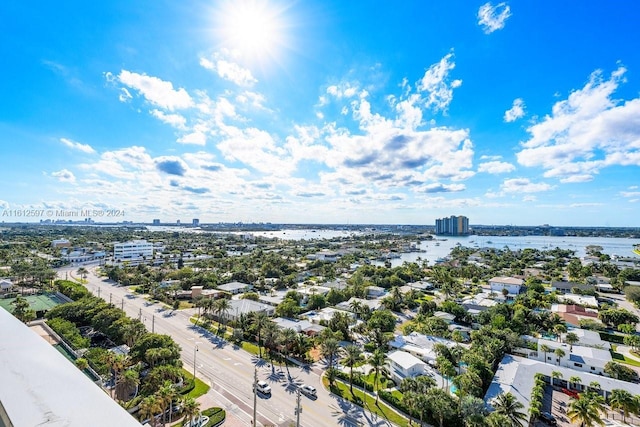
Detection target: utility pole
<box><xmin>152</xmin><ymin>315</ymin><xmax>155</xmax><ymax>333</ymax></box>
<box><xmin>295</xmin><ymin>388</ymin><xmax>301</xmax><ymax>427</ymax></box>
<box><xmin>193</xmin><ymin>345</ymin><xmax>199</xmax><ymax>382</ymax></box>
<box><xmin>253</xmin><ymin>366</ymin><xmax>258</xmax><ymax>426</ymax></box>
<box><xmin>97</xmin><ymin>287</ymin><xmax>101</xmax><ymax>298</ymax></box>
<box><xmin>109</xmin><ymin>293</ymin><xmax>112</xmax><ymax>304</ymax></box>
<box><xmin>138</xmin><ymin>308</ymin><xmax>142</xmax><ymax>321</ymax></box>
<box><xmin>121</xmin><ymin>299</ymin><xmax>124</xmax><ymax>310</ymax></box>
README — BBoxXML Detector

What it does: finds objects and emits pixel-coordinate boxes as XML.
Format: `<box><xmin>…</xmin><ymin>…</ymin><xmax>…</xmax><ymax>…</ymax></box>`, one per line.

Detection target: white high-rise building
<box><xmin>113</xmin><ymin>240</ymin><xmax>153</xmax><ymax>261</ymax></box>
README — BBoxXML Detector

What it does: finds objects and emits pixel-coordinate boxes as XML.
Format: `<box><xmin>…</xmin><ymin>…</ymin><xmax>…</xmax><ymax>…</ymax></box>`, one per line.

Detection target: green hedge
<box><xmin>54</xmin><ymin>280</ymin><xmax>91</xmax><ymax>300</ymax></box>
<box><xmin>600</xmin><ymin>332</ymin><xmax>626</xmax><ymax>344</ymax></box>
<box><xmin>334</xmin><ymin>370</ymin><xmax>374</xmax><ymax>392</ymax></box>
<box><xmin>203</xmin><ymin>407</ymin><xmax>225</xmax><ymax>426</ymax></box>
<box><xmin>47</xmin><ymin>317</ymin><xmax>90</xmax><ymax>349</ymax></box>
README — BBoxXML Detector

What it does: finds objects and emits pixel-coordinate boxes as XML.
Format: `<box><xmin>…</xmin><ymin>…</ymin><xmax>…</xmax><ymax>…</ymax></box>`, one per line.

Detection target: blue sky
<box><xmin>1</xmin><ymin>1</ymin><xmax>640</xmax><ymax>226</ymax></box>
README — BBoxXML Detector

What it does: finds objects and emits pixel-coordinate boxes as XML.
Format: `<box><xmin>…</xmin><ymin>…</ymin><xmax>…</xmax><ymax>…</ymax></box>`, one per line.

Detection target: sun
<box><xmin>217</xmin><ymin>1</ymin><xmax>287</xmax><ymax>60</ymax></box>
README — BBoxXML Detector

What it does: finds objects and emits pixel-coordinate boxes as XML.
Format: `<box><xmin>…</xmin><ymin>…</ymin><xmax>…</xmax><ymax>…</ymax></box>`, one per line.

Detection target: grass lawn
<box><xmin>322</xmin><ymin>377</ymin><xmax>409</xmax><ymax>427</ymax></box>
<box><xmin>181</xmin><ymin>369</ymin><xmax>211</xmax><ymax>399</ymax></box>
<box><xmin>611</xmin><ymin>351</ymin><xmax>640</xmax><ymax>367</ymax></box>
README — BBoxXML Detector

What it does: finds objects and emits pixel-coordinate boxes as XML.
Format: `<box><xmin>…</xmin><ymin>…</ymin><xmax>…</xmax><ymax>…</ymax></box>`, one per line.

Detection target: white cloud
<box><xmin>478</xmin><ymin>160</ymin><xmax>515</xmax><ymax>174</ymax></box>
<box><xmin>501</xmin><ymin>178</ymin><xmax>554</xmax><ymax>193</ymax></box>
<box><xmin>117</xmin><ymin>70</ymin><xmax>193</xmax><ymax>111</ymax></box>
<box><xmin>51</xmin><ymin>169</ymin><xmax>76</xmax><ymax>183</ymax></box>
<box><xmin>477</xmin><ymin>2</ymin><xmax>512</xmax><ymax>34</ymax></box>
<box><xmin>621</xmin><ymin>191</ymin><xmax>640</xmax><ymax>198</ymax></box>
<box><xmin>504</xmin><ymin>98</ymin><xmax>526</xmax><ymax>122</ymax></box>
<box><xmin>523</xmin><ymin>195</ymin><xmax>536</xmax><ymax>202</ymax></box>
<box><xmin>200</xmin><ymin>52</ymin><xmax>257</xmax><ymax>87</ymax></box>
<box><xmin>416</xmin><ymin>53</ymin><xmax>461</xmax><ymax>112</ymax></box>
<box><xmin>60</xmin><ymin>138</ymin><xmax>95</xmax><ymax>154</ymax></box>
<box><xmin>119</xmin><ymin>88</ymin><xmax>132</xmax><ymax>103</ymax></box>
<box><xmin>150</xmin><ymin>109</ymin><xmax>187</xmax><ymax>130</ymax></box>
<box><xmin>516</xmin><ymin>66</ymin><xmax>640</xmax><ymax>182</ymax></box>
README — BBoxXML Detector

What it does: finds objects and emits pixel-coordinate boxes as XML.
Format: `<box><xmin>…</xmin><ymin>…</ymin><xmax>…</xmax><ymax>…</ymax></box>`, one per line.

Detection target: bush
<box><xmin>84</xmin><ymin>347</ymin><xmax>110</xmax><ymax>376</ymax></box>
<box><xmin>333</xmin><ymin>370</ymin><xmax>374</xmax><ymax>392</ymax></box>
<box><xmin>202</xmin><ymin>407</ymin><xmax>226</xmax><ymax>426</ymax></box>
<box><xmin>600</xmin><ymin>332</ymin><xmax>626</xmax><ymax>344</ymax></box>
<box><xmin>54</xmin><ymin>280</ymin><xmax>91</xmax><ymax>300</ymax></box>
<box><xmin>47</xmin><ymin>317</ymin><xmax>90</xmax><ymax>349</ymax></box>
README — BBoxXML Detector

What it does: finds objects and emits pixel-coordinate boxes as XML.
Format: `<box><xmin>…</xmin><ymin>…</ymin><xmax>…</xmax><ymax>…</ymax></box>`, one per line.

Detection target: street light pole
<box><xmin>296</xmin><ymin>388</ymin><xmax>301</xmax><ymax>427</ymax></box>
<box><xmin>253</xmin><ymin>366</ymin><xmax>258</xmax><ymax>426</ymax></box>
<box><xmin>152</xmin><ymin>315</ymin><xmax>155</xmax><ymax>333</ymax></box>
<box><xmin>193</xmin><ymin>345</ymin><xmax>199</xmax><ymax>382</ymax></box>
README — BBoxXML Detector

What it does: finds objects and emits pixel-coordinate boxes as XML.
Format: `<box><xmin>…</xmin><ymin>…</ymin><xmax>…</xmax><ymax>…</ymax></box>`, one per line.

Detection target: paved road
<box><xmin>59</xmin><ymin>266</ymin><xmax>396</xmax><ymax>427</ymax></box>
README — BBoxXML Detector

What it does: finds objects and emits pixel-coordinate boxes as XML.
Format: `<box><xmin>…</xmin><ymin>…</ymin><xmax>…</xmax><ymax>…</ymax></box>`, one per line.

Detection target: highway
<box><xmin>59</xmin><ymin>266</ymin><xmax>395</xmax><ymax>427</ymax></box>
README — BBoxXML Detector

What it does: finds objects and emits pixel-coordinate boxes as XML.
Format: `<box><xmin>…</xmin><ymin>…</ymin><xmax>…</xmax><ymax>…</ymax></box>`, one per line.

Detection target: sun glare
<box><xmin>218</xmin><ymin>1</ymin><xmax>286</xmax><ymax>59</ymax></box>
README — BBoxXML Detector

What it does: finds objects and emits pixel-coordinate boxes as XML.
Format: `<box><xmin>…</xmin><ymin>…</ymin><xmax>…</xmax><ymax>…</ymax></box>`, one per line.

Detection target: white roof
<box><xmin>387</xmin><ymin>350</ymin><xmax>426</xmax><ymax>370</ymax></box>
<box><xmin>485</xmin><ymin>354</ymin><xmax>640</xmax><ymax>415</ymax></box>
<box><xmin>218</xmin><ymin>281</ymin><xmax>250</xmax><ymax>291</ymax></box>
<box><xmin>0</xmin><ymin>308</ymin><xmax>140</xmax><ymax>427</ymax></box>
<box><xmin>488</xmin><ymin>276</ymin><xmax>524</xmax><ymax>285</ymax></box>
<box><xmin>228</xmin><ymin>299</ymin><xmax>273</xmax><ymax>315</ymax></box>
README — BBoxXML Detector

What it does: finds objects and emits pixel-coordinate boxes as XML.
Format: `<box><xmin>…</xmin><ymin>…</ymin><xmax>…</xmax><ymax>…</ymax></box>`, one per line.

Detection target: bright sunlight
<box><xmin>218</xmin><ymin>0</ymin><xmax>287</xmax><ymax>59</ymax></box>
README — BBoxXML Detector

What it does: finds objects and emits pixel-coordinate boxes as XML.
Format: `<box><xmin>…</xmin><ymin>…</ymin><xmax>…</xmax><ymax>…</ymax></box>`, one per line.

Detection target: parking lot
<box><xmin>536</xmin><ymin>386</ymin><xmax>640</xmax><ymax>427</ymax></box>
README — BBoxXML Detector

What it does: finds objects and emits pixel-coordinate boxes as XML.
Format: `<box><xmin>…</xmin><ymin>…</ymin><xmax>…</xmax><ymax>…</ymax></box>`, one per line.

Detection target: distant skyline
<box><xmin>1</xmin><ymin>1</ymin><xmax>640</xmax><ymax>226</ymax></box>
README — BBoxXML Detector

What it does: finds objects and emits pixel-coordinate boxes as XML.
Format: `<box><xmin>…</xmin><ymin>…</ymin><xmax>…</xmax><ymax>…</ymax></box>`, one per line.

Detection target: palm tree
<box><xmin>540</xmin><ymin>344</ymin><xmax>552</xmax><ymax>364</ymax></box>
<box><xmin>157</xmin><ymin>381</ymin><xmax>178</xmax><ymax>424</ymax></box>
<box><xmin>181</xmin><ymin>396</ymin><xmax>201</xmax><ymax>426</ymax></box>
<box><xmin>122</xmin><ymin>320</ymin><xmax>146</xmax><ymax>347</ymax></box>
<box><xmin>569</xmin><ymin>375</ymin><xmax>582</xmax><ymax>392</ymax></box>
<box><xmin>279</xmin><ymin>327</ymin><xmax>298</xmax><ymax>377</ymax></box>
<box><xmin>609</xmin><ymin>389</ymin><xmax>638</xmax><ymax>424</ymax></box>
<box><xmin>251</xmin><ymin>311</ymin><xmax>269</xmax><ymax>358</ymax></box>
<box><xmin>588</xmin><ymin>381</ymin><xmax>601</xmax><ymax>393</ymax></box>
<box><xmin>75</xmin><ymin>357</ymin><xmax>89</xmax><ymax>371</ymax></box>
<box><xmin>551</xmin><ymin>370</ymin><xmax>563</xmax><ymax>387</ymax></box>
<box><xmin>486</xmin><ymin>413</ymin><xmax>511</xmax><ymax>427</ymax></box>
<box><xmin>492</xmin><ymin>392</ymin><xmax>527</xmax><ymax>427</ymax></box>
<box><xmin>139</xmin><ymin>395</ymin><xmax>163</xmax><ymax>427</ymax></box>
<box><xmin>349</xmin><ymin>299</ymin><xmax>363</xmax><ymax>319</ymax></box>
<box><xmin>76</xmin><ymin>267</ymin><xmax>89</xmax><ymax>280</ymax></box>
<box><xmin>320</xmin><ymin>337</ymin><xmax>340</xmax><ymax>372</ymax></box>
<box><xmin>342</xmin><ymin>344</ymin><xmax>362</xmax><ymax>396</ymax></box>
<box><xmin>368</xmin><ymin>349</ymin><xmax>387</xmax><ymax>402</ymax></box>
<box><xmin>104</xmin><ymin>353</ymin><xmax>128</xmax><ymax>399</ymax></box>
<box><xmin>119</xmin><ymin>369</ymin><xmax>140</xmax><ymax>401</ymax></box>
<box><xmin>10</xmin><ymin>296</ymin><xmax>35</xmax><ymax>323</ymax></box>
<box><xmin>425</xmin><ymin>387</ymin><xmax>457</xmax><ymax>427</ymax></box>
<box><xmin>213</xmin><ymin>298</ymin><xmax>231</xmax><ymax>335</ymax></box>
<box><xmin>565</xmin><ymin>332</ymin><xmax>579</xmax><ymax>351</ymax></box>
<box><xmin>567</xmin><ymin>392</ymin><xmax>606</xmax><ymax>427</ymax></box>
<box><xmin>436</xmin><ymin>356</ymin><xmax>456</xmax><ymax>390</ymax></box>
<box><xmin>554</xmin><ymin>348</ymin><xmax>565</xmax><ymax>366</ymax></box>
<box><xmin>554</xmin><ymin>324</ymin><xmax>567</xmax><ymax>341</ymax></box>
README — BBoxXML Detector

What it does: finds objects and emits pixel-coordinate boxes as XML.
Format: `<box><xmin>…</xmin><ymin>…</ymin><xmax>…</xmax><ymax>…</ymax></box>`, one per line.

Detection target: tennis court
<box><xmin>0</xmin><ymin>293</ymin><xmax>67</xmax><ymax>314</ymax></box>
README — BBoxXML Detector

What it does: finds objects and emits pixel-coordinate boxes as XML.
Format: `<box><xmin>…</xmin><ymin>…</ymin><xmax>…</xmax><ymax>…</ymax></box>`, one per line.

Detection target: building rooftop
<box><xmin>387</xmin><ymin>350</ymin><xmax>426</xmax><ymax>370</ymax></box>
<box><xmin>0</xmin><ymin>308</ymin><xmax>141</xmax><ymax>427</ymax></box>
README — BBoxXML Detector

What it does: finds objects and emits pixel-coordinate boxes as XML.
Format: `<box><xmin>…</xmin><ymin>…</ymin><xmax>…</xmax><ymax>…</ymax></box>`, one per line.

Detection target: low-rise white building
<box><xmin>389</xmin><ymin>332</ymin><xmax>461</xmax><ymax>363</ymax></box>
<box><xmin>387</xmin><ymin>350</ymin><xmax>427</xmax><ymax>383</ymax></box>
<box><xmin>488</xmin><ymin>277</ymin><xmax>524</xmax><ymax>297</ymax></box>
<box><xmin>218</xmin><ymin>281</ymin><xmax>252</xmax><ymax>294</ymax></box>
<box><xmin>520</xmin><ymin>336</ymin><xmax>611</xmax><ymax>374</ymax></box>
<box><xmin>305</xmin><ymin>307</ymin><xmax>355</xmax><ymax>324</ymax></box>
<box><xmin>485</xmin><ymin>354</ymin><xmax>640</xmax><ymax>416</ymax></box>
<box><xmin>113</xmin><ymin>240</ymin><xmax>153</xmax><ymax>261</ymax></box>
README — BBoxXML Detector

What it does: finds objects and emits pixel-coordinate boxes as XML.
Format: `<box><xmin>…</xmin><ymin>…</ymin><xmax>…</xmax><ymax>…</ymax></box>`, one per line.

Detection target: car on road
<box><xmin>254</xmin><ymin>380</ymin><xmax>272</xmax><ymax>395</ymax></box>
<box><xmin>540</xmin><ymin>411</ymin><xmax>557</xmax><ymax>426</ymax></box>
<box><xmin>299</xmin><ymin>384</ymin><xmax>317</xmax><ymax>398</ymax></box>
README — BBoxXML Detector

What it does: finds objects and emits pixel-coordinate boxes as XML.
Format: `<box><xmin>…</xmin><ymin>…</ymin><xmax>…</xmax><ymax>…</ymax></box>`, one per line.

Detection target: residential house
<box><xmin>226</xmin><ymin>299</ymin><xmax>274</xmax><ymax>322</ymax></box>
<box><xmin>485</xmin><ymin>354</ymin><xmax>640</xmax><ymax>416</ymax></box>
<box><xmin>367</xmin><ymin>286</ymin><xmax>386</xmax><ymax>298</ymax></box>
<box><xmin>551</xmin><ymin>304</ymin><xmax>601</xmax><ymax>327</ymax></box>
<box><xmin>304</xmin><ymin>307</ymin><xmax>355</xmax><ymax>324</ymax></box>
<box><xmin>272</xmin><ymin>317</ymin><xmax>325</xmax><ymax>336</ymax></box>
<box><xmin>488</xmin><ymin>277</ymin><xmax>524</xmax><ymax>297</ymax></box>
<box><xmin>0</xmin><ymin>279</ymin><xmax>14</xmax><ymax>294</ymax></box>
<box><xmin>336</xmin><ymin>297</ymin><xmax>382</xmax><ymax>313</ymax></box>
<box><xmin>388</xmin><ymin>332</ymin><xmax>461</xmax><ymax>364</ymax></box>
<box><xmin>559</xmin><ymin>293</ymin><xmax>599</xmax><ymax>308</ymax></box>
<box><xmin>433</xmin><ymin>311</ymin><xmax>456</xmax><ymax>324</ymax></box>
<box><xmin>552</xmin><ymin>281</ymin><xmax>595</xmax><ymax>294</ymax></box>
<box><xmin>386</xmin><ymin>350</ymin><xmax>427</xmax><ymax>383</ymax></box>
<box><xmin>519</xmin><ymin>336</ymin><xmax>611</xmax><ymax>375</ymax></box>
<box><xmin>218</xmin><ymin>281</ymin><xmax>252</xmax><ymax>295</ymax></box>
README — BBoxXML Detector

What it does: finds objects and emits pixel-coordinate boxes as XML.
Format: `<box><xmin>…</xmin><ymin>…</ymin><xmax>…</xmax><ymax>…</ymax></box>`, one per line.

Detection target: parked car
<box><xmin>300</xmin><ymin>384</ymin><xmax>317</xmax><ymax>398</ymax></box>
<box><xmin>254</xmin><ymin>380</ymin><xmax>272</xmax><ymax>395</ymax></box>
<box><xmin>540</xmin><ymin>411</ymin><xmax>557</xmax><ymax>426</ymax></box>
<box><xmin>561</xmin><ymin>387</ymin><xmax>580</xmax><ymax>399</ymax></box>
